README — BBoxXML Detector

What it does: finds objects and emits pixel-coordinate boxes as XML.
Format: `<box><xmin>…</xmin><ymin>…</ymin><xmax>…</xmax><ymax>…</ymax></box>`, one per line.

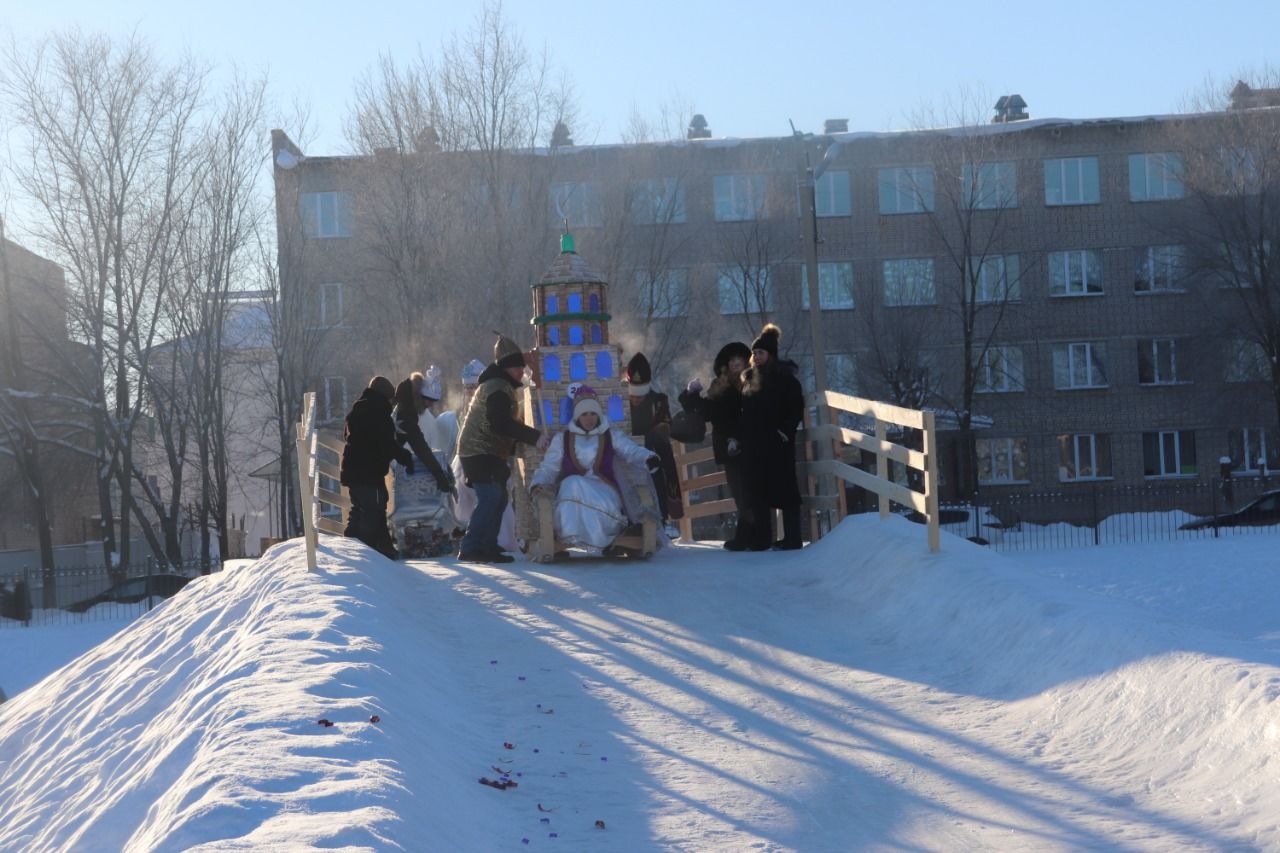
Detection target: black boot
<box><xmin>772</xmin><ymin>506</ymin><xmax>803</xmax><ymax>550</ymax></box>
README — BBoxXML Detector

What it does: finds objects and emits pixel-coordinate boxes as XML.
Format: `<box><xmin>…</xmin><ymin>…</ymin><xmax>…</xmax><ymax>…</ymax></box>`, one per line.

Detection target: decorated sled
<box><xmin>388</xmin><ymin>456</ymin><xmax>459</xmax><ymax>559</ymax></box>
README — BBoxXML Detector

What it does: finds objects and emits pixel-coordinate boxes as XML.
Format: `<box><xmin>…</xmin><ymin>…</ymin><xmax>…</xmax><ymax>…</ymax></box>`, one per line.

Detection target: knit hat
<box><xmin>713</xmin><ymin>341</ymin><xmax>752</xmax><ymax>375</ymax></box>
<box><xmin>368</xmin><ymin>375</ymin><xmax>395</xmax><ymax>400</ymax></box>
<box><xmin>461</xmin><ymin>359</ymin><xmax>485</xmax><ymax>386</ymax></box>
<box><xmin>624</xmin><ymin>352</ymin><xmax>651</xmax><ymax>396</ymax></box>
<box><xmin>418</xmin><ymin>365</ymin><xmax>443</xmax><ymax>401</ymax></box>
<box><xmin>750</xmin><ymin>323</ymin><xmax>781</xmax><ymax>358</ymax></box>
<box><xmin>494</xmin><ymin>333</ymin><xmax>526</xmax><ymax>369</ymax></box>
<box><xmin>571</xmin><ymin>385</ymin><xmax>604</xmax><ymax>422</ymax></box>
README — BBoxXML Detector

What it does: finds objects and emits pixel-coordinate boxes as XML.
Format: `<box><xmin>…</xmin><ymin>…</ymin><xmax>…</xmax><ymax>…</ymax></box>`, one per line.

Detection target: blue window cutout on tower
<box><xmin>547</xmin><ymin>326</ymin><xmax>560</xmax><ymax>346</ymax></box>
<box><xmin>568</xmin><ymin>293</ymin><xmax>583</xmax><ymax>313</ymax></box>
<box><xmin>570</xmin><ymin>353</ymin><xmax>587</xmax><ymax>380</ymax></box>
<box><xmin>560</xmin><ymin>397</ymin><xmax>573</xmax><ymax>424</ymax></box>
<box><xmin>569</xmin><ymin>325</ymin><xmax>584</xmax><ymax>345</ymax></box>
<box><xmin>595</xmin><ymin>351</ymin><xmax>613</xmax><ymax>378</ymax></box>
<box><xmin>543</xmin><ymin>354</ymin><xmax>561</xmax><ymax>382</ymax></box>
<box><xmin>542</xmin><ymin>399</ymin><xmax>554</xmax><ymax>426</ymax></box>
<box><xmin>547</xmin><ymin>294</ymin><xmax>559</xmax><ymax>314</ymax></box>
<box><xmin>607</xmin><ymin>395</ymin><xmax>625</xmax><ymax>422</ymax></box>
<box><xmin>590</xmin><ymin>324</ymin><xmax>602</xmax><ymax>344</ymax></box>
<box><xmin>589</xmin><ymin>292</ymin><xmax>600</xmax><ymax>312</ymax></box>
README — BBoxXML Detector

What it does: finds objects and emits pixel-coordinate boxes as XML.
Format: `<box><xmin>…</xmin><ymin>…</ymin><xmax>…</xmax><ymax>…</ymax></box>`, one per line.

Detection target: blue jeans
<box><xmin>461</xmin><ymin>480</ymin><xmax>508</xmax><ymax>556</ymax></box>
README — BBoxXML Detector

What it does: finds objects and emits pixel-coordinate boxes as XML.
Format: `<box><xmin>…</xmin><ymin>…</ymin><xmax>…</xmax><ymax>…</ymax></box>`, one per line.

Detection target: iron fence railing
<box><xmin>896</xmin><ymin>476</ymin><xmax>1280</xmax><ymax>552</ymax></box>
<box><xmin>0</xmin><ymin>558</ymin><xmax>215</xmax><ymax>628</ymax></box>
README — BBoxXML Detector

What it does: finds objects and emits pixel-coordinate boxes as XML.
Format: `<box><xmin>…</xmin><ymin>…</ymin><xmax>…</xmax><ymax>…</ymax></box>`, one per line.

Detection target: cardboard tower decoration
<box><xmin>528</xmin><ymin>232</ymin><xmax>631</xmax><ymax>434</ymax></box>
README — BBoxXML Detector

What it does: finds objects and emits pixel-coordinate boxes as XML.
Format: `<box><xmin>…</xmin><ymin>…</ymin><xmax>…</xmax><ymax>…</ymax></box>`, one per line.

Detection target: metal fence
<box><xmin>904</xmin><ymin>477</ymin><xmax>1280</xmax><ymax>552</ymax></box>
<box><xmin>0</xmin><ymin>558</ymin><xmax>214</xmax><ymax>628</ymax></box>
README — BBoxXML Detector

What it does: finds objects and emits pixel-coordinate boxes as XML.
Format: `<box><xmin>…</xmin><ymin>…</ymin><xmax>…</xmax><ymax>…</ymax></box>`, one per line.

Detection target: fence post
<box><xmin>1210</xmin><ymin>477</ymin><xmax>1220</xmax><ymax>539</ymax></box>
<box><xmin>922</xmin><ymin>410</ymin><xmax>940</xmax><ymax>553</ymax></box>
<box><xmin>21</xmin><ymin>567</ymin><xmax>32</xmax><ymax>627</ymax></box>
<box><xmin>875</xmin><ymin>418</ymin><xmax>890</xmax><ymax>520</ymax></box>
<box><xmin>1091</xmin><ymin>485</ymin><xmax>1101</xmax><ymax>546</ymax></box>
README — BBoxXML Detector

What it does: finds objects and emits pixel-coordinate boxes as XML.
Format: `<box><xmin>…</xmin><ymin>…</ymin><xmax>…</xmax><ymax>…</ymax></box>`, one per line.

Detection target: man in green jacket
<box><xmin>457</xmin><ymin>334</ymin><xmax>549</xmax><ymax>563</ymax></box>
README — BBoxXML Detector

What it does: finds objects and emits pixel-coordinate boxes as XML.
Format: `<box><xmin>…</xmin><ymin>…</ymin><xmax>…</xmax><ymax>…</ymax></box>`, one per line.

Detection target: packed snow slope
<box><xmin>2</xmin><ymin>515</ymin><xmax>1279</xmax><ymax>851</ymax></box>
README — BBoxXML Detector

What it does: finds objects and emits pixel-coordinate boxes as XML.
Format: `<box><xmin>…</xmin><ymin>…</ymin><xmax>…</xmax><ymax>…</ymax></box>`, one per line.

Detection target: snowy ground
<box><xmin>1</xmin><ymin>517</ymin><xmax>1278</xmax><ymax>851</ymax></box>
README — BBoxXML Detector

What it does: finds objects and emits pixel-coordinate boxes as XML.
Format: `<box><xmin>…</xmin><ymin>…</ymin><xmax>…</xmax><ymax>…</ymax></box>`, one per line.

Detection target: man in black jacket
<box><xmin>340</xmin><ymin>375</ymin><xmax>413</xmax><ymax>559</ymax></box>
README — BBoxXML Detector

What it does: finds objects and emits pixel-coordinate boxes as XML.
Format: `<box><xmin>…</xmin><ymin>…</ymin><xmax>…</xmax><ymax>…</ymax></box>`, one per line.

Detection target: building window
<box><xmin>1048</xmin><ymin>250</ymin><xmax>1103</xmax><ymax>296</ymax></box>
<box><xmin>568</xmin><ymin>325</ymin><xmax>584</xmax><ymax>346</ymax></box>
<box><xmin>1053</xmin><ymin>342</ymin><xmax>1108</xmax><ymax>389</ymax></box>
<box><xmin>595</xmin><ymin>351</ymin><xmax>614</xmax><ymax>378</ymax></box>
<box><xmin>977</xmin><ymin>437</ymin><xmax>1029</xmax><ymax>484</ymax></box>
<box><xmin>713</xmin><ymin>174</ymin><xmax>767</xmax><ymax>221</ymax></box>
<box><xmin>1044</xmin><ymin>157</ymin><xmax>1100</xmax><ymax>205</ymax></box>
<box><xmin>799</xmin><ymin>353</ymin><xmax>857</xmax><ymax>394</ymax></box>
<box><xmin>546</xmin><ymin>294</ymin><xmax>559</xmax><ymax>314</ymax></box>
<box><xmin>590</xmin><ymin>324</ymin><xmax>602</xmax><ymax>344</ymax></box>
<box><xmin>815</xmin><ymin>170</ymin><xmax>852</xmax><ymax>217</ymax></box>
<box><xmin>547</xmin><ymin>326</ymin><xmax>561</xmax><ymax>346</ymax></box>
<box><xmin>300</xmin><ymin>191</ymin><xmax>353</xmax><ymax>238</ymax></box>
<box><xmin>882</xmin><ymin>258</ymin><xmax>935</xmax><ymax>306</ymax></box>
<box><xmin>1138</xmin><ymin>338</ymin><xmax>1180</xmax><ymax>385</ymax></box>
<box><xmin>1058</xmin><ymin>433</ymin><xmax>1113</xmax><ymax>481</ymax></box>
<box><xmin>963</xmin><ymin>162</ymin><xmax>1017</xmax><ymax>209</ymax></box>
<box><xmin>1134</xmin><ymin>245</ymin><xmax>1184</xmax><ymax>293</ymax></box>
<box><xmin>1222</xmin><ymin>146</ymin><xmax>1261</xmax><ymax>192</ymax></box>
<box><xmin>972</xmin><ymin>254</ymin><xmax>1021</xmax><ymax>303</ymax></box>
<box><xmin>1143</xmin><ymin>430</ymin><xmax>1197</xmax><ymax>478</ymax></box>
<box><xmin>1129</xmin><ymin>153</ymin><xmax>1184</xmax><ymax>201</ymax></box>
<box><xmin>633</xmin><ymin>269</ymin><xmax>690</xmax><ymax>318</ymax></box>
<box><xmin>1228</xmin><ymin>427</ymin><xmax>1280</xmax><ymax>473</ymax></box>
<box><xmin>801</xmin><ymin>262</ymin><xmax>856</xmax><ymax>310</ymax></box>
<box><xmin>569</xmin><ymin>353</ymin><xmax>587</xmax><ymax>380</ymax></box>
<box><xmin>629</xmin><ymin>177</ymin><xmax>686</xmax><ymax>225</ymax></box>
<box><xmin>318</xmin><ymin>283</ymin><xmax>344</xmax><ymax>327</ymax></box>
<box><xmin>588</xmin><ymin>293</ymin><xmax>601</xmax><ymax>312</ymax></box>
<box><xmin>322</xmin><ymin>377</ymin><xmax>347</xmax><ymax>421</ymax></box>
<box><xmin>718</xmin><ymin>266</ymin><xmax>773</xmax><ymax>314</ymax></box>
<box><xmin>878</xmin><ymin>166</ymin><xmax>934</xmax><ymax>214</ymax></box>
<box><xmin>607</xmin><ymin>395</ymin><xmax>625</xmax><ymax>422</ymax></box>
<box><xmin>1225</xmin><ymin>338</ymin><xmax>1269</xmax><ymax>382</ymax></box>
<box><xmin>550</xmin><ymin>181</ymin><xmax>603</xmax><ymax>227</ymax></box>
<box><xmin>976</xmin><ymin>346</ymin><xmax>1025</xmax><ymax>393</ymax></box>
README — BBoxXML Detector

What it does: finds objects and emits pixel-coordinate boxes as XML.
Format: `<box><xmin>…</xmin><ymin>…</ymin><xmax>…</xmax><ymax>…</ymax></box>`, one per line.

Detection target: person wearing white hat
<box><xmin>530</xmin><ymin>386</ymin><xmax>660</xmax><ymax>555</ymax></box>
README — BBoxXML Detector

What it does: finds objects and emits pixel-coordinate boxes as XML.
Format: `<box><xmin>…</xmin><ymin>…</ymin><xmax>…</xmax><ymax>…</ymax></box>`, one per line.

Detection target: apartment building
<box><xmin>271</xmin><ymin>97</ymin><xmax>1280</xmax><ymax>502</ymax></box>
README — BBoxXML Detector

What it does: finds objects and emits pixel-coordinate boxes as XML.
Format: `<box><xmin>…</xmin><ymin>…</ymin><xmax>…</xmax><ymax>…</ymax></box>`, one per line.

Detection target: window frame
<box><xmin>322</xmin><ymin>376</ymin><xmax>348</xmax><ymax>422</ymax></box>
<box><xmin>1053</xmin><ymin>341</ymin><xmax>1109</xmax><ymax>390</ymax></box>
<box><xmin>629</xmin><ymin>177</ymin><xmax>687</xmax><ymax>225</ymax></box>
<box><xmin>1134</xmin><ymin>245</ymin><xmax>1185</xmax><ymax>293</ymax></box>
<box><xmin>962</xmin><ymin>161</ymin><xmax>1018</xmax><ymax>210</ymax></box>
<box><xmin>976</xmin><ymin>436</ymin><xmax>1030</xmax><ymax>485</ymax></box>
<box><xmin>1057</xmin><ymin>432</ymin><xmax>1113</xmax><ymax>482</ymax></box>
<box><xmin>801</xmin><ymin>261</ymin><xmax>856</xmax><ymax>310</ymax></box>
<box><xmin>1137</xmin><ymin>338</ymin><xmax>1181</xmax><ymax>385</ymax></box>
<box><xmin>633</xmin><ymin>268</ymin><xmax>690</xmax><ymax>318</ymax></box>
<box><xmin>971</xmin><ymin>254</ymin><xmax>1022</xmax><ymax>303</ymax></box>
<box><xmin>300</xmin><ymin>191</ymin><xmax>353</xmax><ymax>239</ymax></box>
<box><xmin>717</xmin><ymin>265</ymin><xmax>774</xmax><ymax>315</ymax></box>
<box><xmin>878</xmin><ymin>166</ymin><xmax>935</xmax><ymax>214</ymax></box>
<box><xmin>1142</xmin><ymin>429</ymin><xmax>1198</xmax><ymax>478</ymax></box>
<box><xmin>815</xmin><ymin>170</ymin><xmax>852</xmax><ymax>217</ymax></box>
<box><xmin>1048</xmin><ymin>249</ymin><xmax>1104</xmax><ymax>297</ymax></box>
<box><xmin>975</xmin><ymin>345</ymin><xmax>1025</xmax><ymax>393</ymax></box>
<box><xmin>713</xmin><ymin>173</ymin><xmax>768</xmax><ymax>222</ymax></box>
<box><xmin>318</xmin><ymin>282</ymin><xmax>345</xmax><ymax>328</ymax></box>
<box><xmin>1128</xmin><ymin>152</ymin><xmax>1184</xmax><ymax>201</ymax></box>
<box><xmin>550</xmin><ymin>181</ymin><xmax>604</xmax><ymax>228</ymax></box>
<box><xmin>1228</xmin><ymin>427</ymin><xmax>1280</xmax><ymax>474</ymax></box>
<box><xmin>882</xmin><ymin>257</ymin><xmax>936</xmax><ymax>306</ymax></box>
<box><xmin>1044</xmin><ymin>156</ymin><xmax>1100</xmax><ymax>206</ymax></box>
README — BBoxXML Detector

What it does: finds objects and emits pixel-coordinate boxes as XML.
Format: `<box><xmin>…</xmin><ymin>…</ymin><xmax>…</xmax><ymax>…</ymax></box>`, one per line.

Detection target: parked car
<box><xmin>1179</xmin><ymin>489</ymin><xmax>1280</xmax><ymax>530</ymax></box>
<box><xmin>66</xmin><ymin>574</ymin><xmax>192</xmax><ymax>613</ymax></box>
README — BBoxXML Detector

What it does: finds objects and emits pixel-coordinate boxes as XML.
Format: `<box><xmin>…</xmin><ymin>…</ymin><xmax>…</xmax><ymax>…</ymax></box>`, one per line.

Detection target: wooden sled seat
<box><xmin>527</xmin><ymin>484</ymin><xmax>659</xmax><ymax>563</ymax></box>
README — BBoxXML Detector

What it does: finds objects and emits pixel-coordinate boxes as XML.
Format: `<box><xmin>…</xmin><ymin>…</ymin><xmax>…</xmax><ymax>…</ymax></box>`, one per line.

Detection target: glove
<box><xmin>645</xmin><ymin>455</ymin><xmax>661</xmax><ymax>473</ymax></box>
<box><xmin>404</xmin><ymin>457</ymin><xmax>415</xmax><ymax>475</ymax></box>
<box><xmin>435</xmin><ymin>472</ymin><xmax>452</xmax><ymax>492</ymax></box>
<box><xmin>686</xmin><ymin>378</ymin><xmax>703</xmax><ymax>395</ymax></box>
<box><xmin>726</xmin><ymin>438</ymin><xmax>741</xmax><ymax>457</ymax></box>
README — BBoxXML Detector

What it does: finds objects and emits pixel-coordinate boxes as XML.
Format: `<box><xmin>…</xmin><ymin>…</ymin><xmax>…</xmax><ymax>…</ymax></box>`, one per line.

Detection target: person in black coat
<box><xmin>340</xmin><ymin>375</ymin><xmax>414</xmax><ymax>559</ymax></box>
<box><xmin>393</xmin><ymin>373</ymin><xmax>455</xmax><ymax>494</ymax></box>
<box><xmin>738</xmin><ymin>324</ymin><xmax>805</xmax><ymax>550</ymax></box>
<box><xmin>625</xmin><ymin>353</ymin><xmax>683</xmax><ymax>523</ymax></box>
<box><xmin>679</xmin><ymin>341</ymin><xmax>753</xmax><ymax>549</ymax></box>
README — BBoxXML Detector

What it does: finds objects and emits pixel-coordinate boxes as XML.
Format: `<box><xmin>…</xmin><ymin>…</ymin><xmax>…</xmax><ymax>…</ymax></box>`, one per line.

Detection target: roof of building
<box><xmin>534</xmin><ymin>233</ymin><xmax>608</xmax><ymax>288</ymax></box>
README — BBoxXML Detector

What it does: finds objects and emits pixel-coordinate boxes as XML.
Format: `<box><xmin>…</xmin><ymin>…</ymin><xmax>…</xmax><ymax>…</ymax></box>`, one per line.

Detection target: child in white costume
<box><xmin>531</xmin><ymin>387</ymin><xmax>659</xmax><ymax>554</ymax></box>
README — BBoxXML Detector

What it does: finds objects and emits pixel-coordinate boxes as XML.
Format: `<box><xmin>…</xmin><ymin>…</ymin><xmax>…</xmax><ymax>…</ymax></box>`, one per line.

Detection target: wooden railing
<box><xmin>295</xmin><ymin>392</ymin><xmax>353</xmax><ymax>571</ymax></box>
<box><xmin>674</xmin><ymin>390</ymin><xmax>942</xmax><ymax>552</ymax></box>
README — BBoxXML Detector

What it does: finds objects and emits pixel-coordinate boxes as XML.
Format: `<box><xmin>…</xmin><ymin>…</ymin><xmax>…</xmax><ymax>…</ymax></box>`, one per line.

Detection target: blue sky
<box><xmin>6</xmin><ymin>0</ymin><xmax>1280</xmax><ymax>155</ymax></box>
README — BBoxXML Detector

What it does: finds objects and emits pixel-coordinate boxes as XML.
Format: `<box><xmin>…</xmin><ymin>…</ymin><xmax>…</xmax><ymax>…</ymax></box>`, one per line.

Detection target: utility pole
<box><xmin>793</xmin><ymin>130</ymin><xmax>836</xmax><ymax>535</ymax></box>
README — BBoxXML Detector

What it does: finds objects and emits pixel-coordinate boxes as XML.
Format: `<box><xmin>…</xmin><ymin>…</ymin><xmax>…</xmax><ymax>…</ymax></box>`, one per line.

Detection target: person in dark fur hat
<box><xmin>341</xmin><ymin>375</ymin><xmax>415</xmax><ymax>559</ymax></box>
<box><xmin>679</xmin><ymin>341</ymin><xmax>753</xmax><ymax>549</ymax></box>
<box><xmin>625</xmin><ymin>352</ymin><xmax>683</xmax><ymax>524</ymax></box>
<box><xmin>738</xmin><ymin>323</ymin><xmax>805</xmax><ymax>550</ymax></box>
<box><xmin>456</xmin><ymin>334</ymin><xmax>550</xmax><ymax>563</ymax></box>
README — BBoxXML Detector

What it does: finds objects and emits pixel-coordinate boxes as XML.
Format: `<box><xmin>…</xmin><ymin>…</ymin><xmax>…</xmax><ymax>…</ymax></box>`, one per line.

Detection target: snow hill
<box><xmin>2</xmin><ymin>516</ymin><xmax>1279</xmax><ymax>851</ymax></box>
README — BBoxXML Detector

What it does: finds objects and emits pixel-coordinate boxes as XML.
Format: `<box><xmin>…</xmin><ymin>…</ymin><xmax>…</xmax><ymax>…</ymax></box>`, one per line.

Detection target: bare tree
<box><xmin>1174</xmin><ymin>73</ymin><xmax>1280</xmax><ymax>436</ymax></box>
<box><xmin>4</xmin><ymin>32</ymin><xmax>206</xmax><ymax>577</ymax></box>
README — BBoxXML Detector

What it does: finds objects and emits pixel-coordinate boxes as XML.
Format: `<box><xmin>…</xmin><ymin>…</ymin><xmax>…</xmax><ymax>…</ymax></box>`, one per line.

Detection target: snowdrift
<box><xmin>1</xmin><ymin>516</ymin><xmax>1277</xmax><ymax>850</ymax></box>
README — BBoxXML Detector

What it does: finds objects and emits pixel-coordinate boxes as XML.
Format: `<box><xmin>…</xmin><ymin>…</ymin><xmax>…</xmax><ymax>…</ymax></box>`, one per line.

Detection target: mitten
<box><xmin>645</xmin><ymin>455</ymin><xmax>661</xmax><ymax>473</ymax></box>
